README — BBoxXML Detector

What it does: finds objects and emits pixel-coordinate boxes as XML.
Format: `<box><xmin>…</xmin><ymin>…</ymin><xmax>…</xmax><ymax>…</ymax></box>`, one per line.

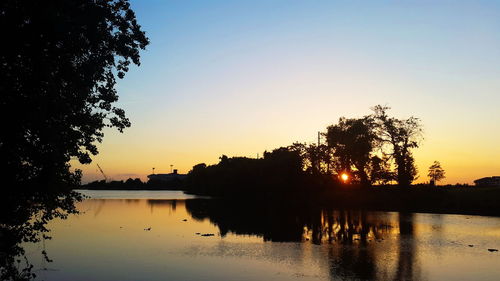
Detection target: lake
<box><xmin>24</xmin><ymin>190</ymin><xmax>500</xmax><ymax>281</ymax></box>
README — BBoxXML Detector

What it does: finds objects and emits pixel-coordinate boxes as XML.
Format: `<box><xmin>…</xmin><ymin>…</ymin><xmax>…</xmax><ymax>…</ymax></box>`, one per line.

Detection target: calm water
<box><xmin>24</xmin><ymin>190</ymin><xmax>500</xmax><ymax>281</ymax></box>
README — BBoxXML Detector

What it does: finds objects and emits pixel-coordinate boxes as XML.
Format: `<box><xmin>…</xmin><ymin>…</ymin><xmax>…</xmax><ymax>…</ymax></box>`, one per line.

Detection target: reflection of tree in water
<box><xmin>327</xmin><ymin>241</ymin><xmax>377</xmax><ymax>280</ymax></box>
<box><xmin>147</xmin><ymin>199</ymin><xmax>177</xmax><ymax>209</ymax></box>
<box><xmin>304</xmin><ymin>210</ymin><xmax>395</xmax><ymax>244</ymax></box>
<box><xmin>392</xmin><ymin>213</ymin><xmax>421</xmax><ymax>281</ymax></box>
<box><xmin>0</xmin><ymin>191</ymin><xmax>83</xmax><ymax>280</ymax></box>
<box><xmin>186</xmin><ymin>199</ymin><xmax>305</xmax><ymax>242</ymax></box>
<box><xmin>186</xmin><ymin>199</ymin><xmax>395</xmax><ymax>243</ymax></box>
<box><xmin>185</xmin><ymin>199</ymin><xmax>422</xmax><ymax>281</ymax></box>
<box><xmin>307</xmin><ymin>210</ymin><xmax>395</xmax><ymax>281</ymax></box>
<box><xmin>147</xmin><ymin>199</ymin><xmax>179</xmax><ymax>214</ymax></box>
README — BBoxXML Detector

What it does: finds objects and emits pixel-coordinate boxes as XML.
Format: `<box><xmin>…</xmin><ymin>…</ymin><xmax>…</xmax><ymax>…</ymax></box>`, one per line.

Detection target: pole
<box><xmin>317</xmin><ymin>132</ymin><xmax>321</xmax><ymax>172</ymax></box>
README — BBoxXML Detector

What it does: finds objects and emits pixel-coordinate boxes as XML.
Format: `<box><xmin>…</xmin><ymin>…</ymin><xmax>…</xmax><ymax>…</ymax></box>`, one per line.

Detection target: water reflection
<box><xmin>8</xmin><ymin>195</ymin><xmax>500</xmax><ymax>281</ymax></box>
<box><xmin>393</xmin><ymin>213</ymin><xmax>418</xmax><ymax>281</ymax></box>
<box><xmin>185</xmin><ymin>199</ymin><xmax>399</xmax><ymax>244</ymax></box>
<box><xmin>185</xmin><ymin>199</ymin><xmax>424</xmax><ymax>281</ymax></box>
<box><xmin>147</xmin><ymin>199</ymin><xmax>178</xmax><ymax>209</ymax></box>
<box><xmin>0</xmin><ymin>190</ymin><xmax>82</xmax><ymax>281</ymax></box>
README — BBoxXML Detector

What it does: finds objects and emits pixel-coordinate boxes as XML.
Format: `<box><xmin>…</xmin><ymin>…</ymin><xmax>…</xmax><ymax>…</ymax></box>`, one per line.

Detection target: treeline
<box><xmin>82</xmin><ymin>177</ymin><xmax>185</xmax><ymax>190</ymax></box>
<box><xmin>186</xmin><ymin>105</ymin><xmax>423</xmax><ymax>195</ymax></box>
<box><xmin>83</xmin><ymin>178</ymin><xmax>146</xmax><ymax>190</ymax></box>
<box><xmin>185</xmin><ymin>149</ymin><xmax>327</xmax><ymax>196</ymax></box>
<box><xmin>295</xmin><ymin>105</ymin><xmax>422</xmax><ymax>186</ymax></box>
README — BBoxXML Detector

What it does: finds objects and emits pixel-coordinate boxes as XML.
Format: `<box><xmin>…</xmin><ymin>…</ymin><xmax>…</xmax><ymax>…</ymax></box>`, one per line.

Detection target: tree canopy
<box><xmin>371</xmin><ymin>105</ymin><xmax>422</xmax><ymax>186</ymax></box>
<box><xmin>321</xmin><ymin>106</ymin><xmax>421</xmax><ymax>186</ymax></box>
<box><xmin>1</xmin><ymin>0</ymin><xmax>149</xmax><ymax>189</ymax></box>
<box><xmin>0</xmin><ymin>1</ymin><xmax>148</xmax><ymax>279</ymax></box>
<box><xmin>428</xmin><ymin>161</ymin><xmax>446</xmax><ymax>185</ymax></box>
<box><xmin>326</xmin><ymin>117</ymin><xmax>376</xmax><ymax>185</ymax></box>
<box><xmin>186</xmin><ymin>147</ymin><xmax>308</xmax><ymax>196</ymax></box>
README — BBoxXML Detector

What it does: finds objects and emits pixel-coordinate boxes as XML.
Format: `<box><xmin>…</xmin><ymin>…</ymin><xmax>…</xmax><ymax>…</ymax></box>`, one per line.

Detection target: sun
<box><xmin>341</xmin><ymin>173</ymin><xmax>349</xmax><ymax>182</ymax></box>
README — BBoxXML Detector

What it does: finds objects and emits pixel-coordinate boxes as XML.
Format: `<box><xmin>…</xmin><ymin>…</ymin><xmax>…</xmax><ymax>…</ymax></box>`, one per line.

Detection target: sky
<box><xmin>73</xmin><ymin>0</ymin><xmax>500</xmax><ymax>184</ymax></box>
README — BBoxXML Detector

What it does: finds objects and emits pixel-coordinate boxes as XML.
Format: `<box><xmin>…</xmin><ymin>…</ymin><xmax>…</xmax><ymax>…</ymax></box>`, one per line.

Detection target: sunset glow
<box><xmin>341</xmin><ymin>173</ymin><xmax>349</xmax><ymax>183</ymax></box>
<box><xmin>70</xmin><ymin>0</ymin><xmax>500</xmax><ymax>185</ymax></box>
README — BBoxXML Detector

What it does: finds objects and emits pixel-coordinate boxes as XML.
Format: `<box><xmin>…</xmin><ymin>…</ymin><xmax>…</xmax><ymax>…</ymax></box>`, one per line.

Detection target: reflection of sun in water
<box><xmin>341</xmin><ymin>173</ymin><xmax>349</xmax><ymax>182</ymax></box>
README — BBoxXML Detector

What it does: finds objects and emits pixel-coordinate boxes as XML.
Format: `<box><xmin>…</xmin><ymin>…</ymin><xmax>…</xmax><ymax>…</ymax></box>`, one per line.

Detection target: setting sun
<box><xmin>341</xmin><ymin>173</ymin><xmax>349</xmax><ymax>182</ymax></box>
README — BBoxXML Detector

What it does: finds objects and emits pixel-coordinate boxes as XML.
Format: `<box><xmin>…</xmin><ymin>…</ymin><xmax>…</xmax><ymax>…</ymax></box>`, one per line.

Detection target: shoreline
<box><xmin>74</xmin><ymin>186</ymin><xmax>500</xmax><ymax>217</ymax></box>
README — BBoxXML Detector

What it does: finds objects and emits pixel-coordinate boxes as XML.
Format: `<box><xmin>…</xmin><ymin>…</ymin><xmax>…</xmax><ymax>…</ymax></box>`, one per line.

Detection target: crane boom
<box><xmin>96</xmin><ymin>163</ymin><xmax>107</xmax><ymax>182</ymax></box>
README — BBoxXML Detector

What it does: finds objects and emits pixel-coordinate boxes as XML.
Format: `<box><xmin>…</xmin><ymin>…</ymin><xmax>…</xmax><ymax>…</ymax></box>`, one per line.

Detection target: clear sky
<box><xmin>73</xmin><ymin>0</ymin><xmax>500</xmax><ymax>184</ymax></box>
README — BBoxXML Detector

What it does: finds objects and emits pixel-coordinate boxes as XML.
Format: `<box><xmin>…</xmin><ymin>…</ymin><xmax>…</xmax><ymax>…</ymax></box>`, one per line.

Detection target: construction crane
<box><xmin>96</xmin><ymin>163</ymin><xmax>108</xmax><ymax>182</ymax></box>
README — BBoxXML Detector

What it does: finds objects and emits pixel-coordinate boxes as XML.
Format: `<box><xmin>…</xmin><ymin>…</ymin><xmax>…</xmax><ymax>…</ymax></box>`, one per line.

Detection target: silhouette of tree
<box><xmin>290</xmin><ymin>142</ymin><xmax>331</xmax><ymax>175</ymax></box>
<box><xmin>368</xmin><ymin>155</ymin><xmax>395</xmax><ymax>185</ymax></box>
<box><xmin>326</xmin><ymin>117</ymin><xmax>377</xmax><ymax>186</ymax></box>
<box><xmin>185</xmin><ymin>147</ymin><xmax>308</xmax><ymax>196</ymax></box>
<box><xmin>372</xmin><ymin>105</ymin><xmax>422</xmax><ymax>186</ymax></box>
<box><xmin>1</xmin><ymin>0</ymin><xmax>149</xmax><ymax>190</ymax></box>
<box><xmin>0</xmin><ymin>1</ymin><xmax>148</xmax><ymax>278</ymax></box>
<box><xmin>428</xmin><ymin>161</ymin><xmax>446</xmax><ymax>185</ymax></box>
<box><xmin>288</xmin><ymin>142</ymin><xmax>308</xmax><ymax>169</ymax></box>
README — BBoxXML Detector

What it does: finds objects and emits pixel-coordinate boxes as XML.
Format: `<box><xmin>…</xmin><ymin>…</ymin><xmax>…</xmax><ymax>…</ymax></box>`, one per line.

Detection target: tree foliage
<box><xmin>0</xmin><ymin>1</ymin><xmax>148</xmax><ymax>279</ymax></box>
<box><xmin>428</xmin><ymin>161</ymin><xmax>446</xmax><ymax>184</ymax></box>
<box><xmin>289</xmin><ymin>142</ymin><xmax>331</xmax><ymax>175</ymax></box>
<box><xmin>186</xmin><ymin>147</ymin><xmax>311</xmax><ymax>196</ymax></box>
<box><xmin>326</xmin><ymin>117</ymin><xmax>377</xmax><ymax>185</ymax></box>
<box><xmin>368</xmin><ymin>155</ymin><xmax>395</xmax><ymax>185</ymax></box>
<box><xmin>0</xmin><ymin>0</ymin><xmax>149</xmax><ymax>190</ymax></box>
<box><xmin>371</xmin><ymin>105</ymin><xmax>423</xmax><ymax>186</ymax></box>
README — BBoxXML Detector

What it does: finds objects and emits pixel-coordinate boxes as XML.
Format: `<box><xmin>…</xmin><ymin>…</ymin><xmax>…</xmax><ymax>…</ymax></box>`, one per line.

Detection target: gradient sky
<box><xmin>73</xmin><ymin>0</ymin><xmax>500</xmax><ymax>184</ymax></box>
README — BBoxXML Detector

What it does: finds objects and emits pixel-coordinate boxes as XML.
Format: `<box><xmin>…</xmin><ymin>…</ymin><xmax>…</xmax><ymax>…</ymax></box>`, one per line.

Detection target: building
<box><xmin>473</xmin><ymin>176</ymin><xmax>500</xmax><ymax>187</ymax></box>
<box><xmin>147</xmin><ymin>169</ymin><xmax>187</xmax><ymax>183</ymax></box>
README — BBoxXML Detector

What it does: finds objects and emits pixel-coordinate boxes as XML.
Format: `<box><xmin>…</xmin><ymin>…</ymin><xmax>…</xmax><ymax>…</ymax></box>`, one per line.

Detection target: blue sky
<box><xmin>74</xmin><ymin>0</ymin><xmax>500</xmax><ymax>184</ymax></box>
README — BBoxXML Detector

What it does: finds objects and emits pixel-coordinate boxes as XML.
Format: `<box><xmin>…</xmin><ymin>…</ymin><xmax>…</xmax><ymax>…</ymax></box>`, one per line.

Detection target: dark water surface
<box><xmin>25</xmin><ymin>190</ymin><xmax>500</xmax><ymax>281</ymax></box>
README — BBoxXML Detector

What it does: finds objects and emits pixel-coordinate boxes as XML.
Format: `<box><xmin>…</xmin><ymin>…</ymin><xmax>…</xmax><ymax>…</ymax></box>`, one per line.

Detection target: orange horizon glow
<box><xmin>71</xmin><ymin>1</ymin><xmax>500</xmax><ymax>185</ymax></box>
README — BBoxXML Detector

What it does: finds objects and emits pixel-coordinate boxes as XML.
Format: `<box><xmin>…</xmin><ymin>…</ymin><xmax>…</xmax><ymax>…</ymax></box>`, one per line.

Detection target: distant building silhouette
<box><xmin>147</xmin><ymin>169</ymin><xmax>187</xmax><ymax>183</ymax></box>
<box><xmin>474</xmin><ymin>176</ymin><xmax>500</xmax><ymax>187</ymax></box>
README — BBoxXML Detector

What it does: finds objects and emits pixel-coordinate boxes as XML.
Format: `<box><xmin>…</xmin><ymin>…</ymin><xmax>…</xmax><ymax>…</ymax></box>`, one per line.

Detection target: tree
<box><xmin>368</xmin><ymin>155</ymin><xmax>395</xmax><ymax>185</ymax></box>
<box><xmin>372</xmin><ymin>105</ymin><xmax>423</xmax><ymax>186</ymax></box>
<box><xmin>428</xmin><ymin>161</ymin><xmax>445</xmax><ymax>185</ymax></box>
<box><xmin>0</xmin><ymin>1</ymin><xmax>148</xmax><ymax>278</ymax></box>
<box><xmin>288</xmin><ymin>142</ymin><xmax>330</xmax><ymax>175</ymax></box>
<box><xmin>1</xmin><ymin>0</ymin><xmax>149</xmax><ymax>189</ymax></box>
<box><xmin>326</xmin><ymin>117</ymin><xmax>376</xmax><ymax>186</ymax></box>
